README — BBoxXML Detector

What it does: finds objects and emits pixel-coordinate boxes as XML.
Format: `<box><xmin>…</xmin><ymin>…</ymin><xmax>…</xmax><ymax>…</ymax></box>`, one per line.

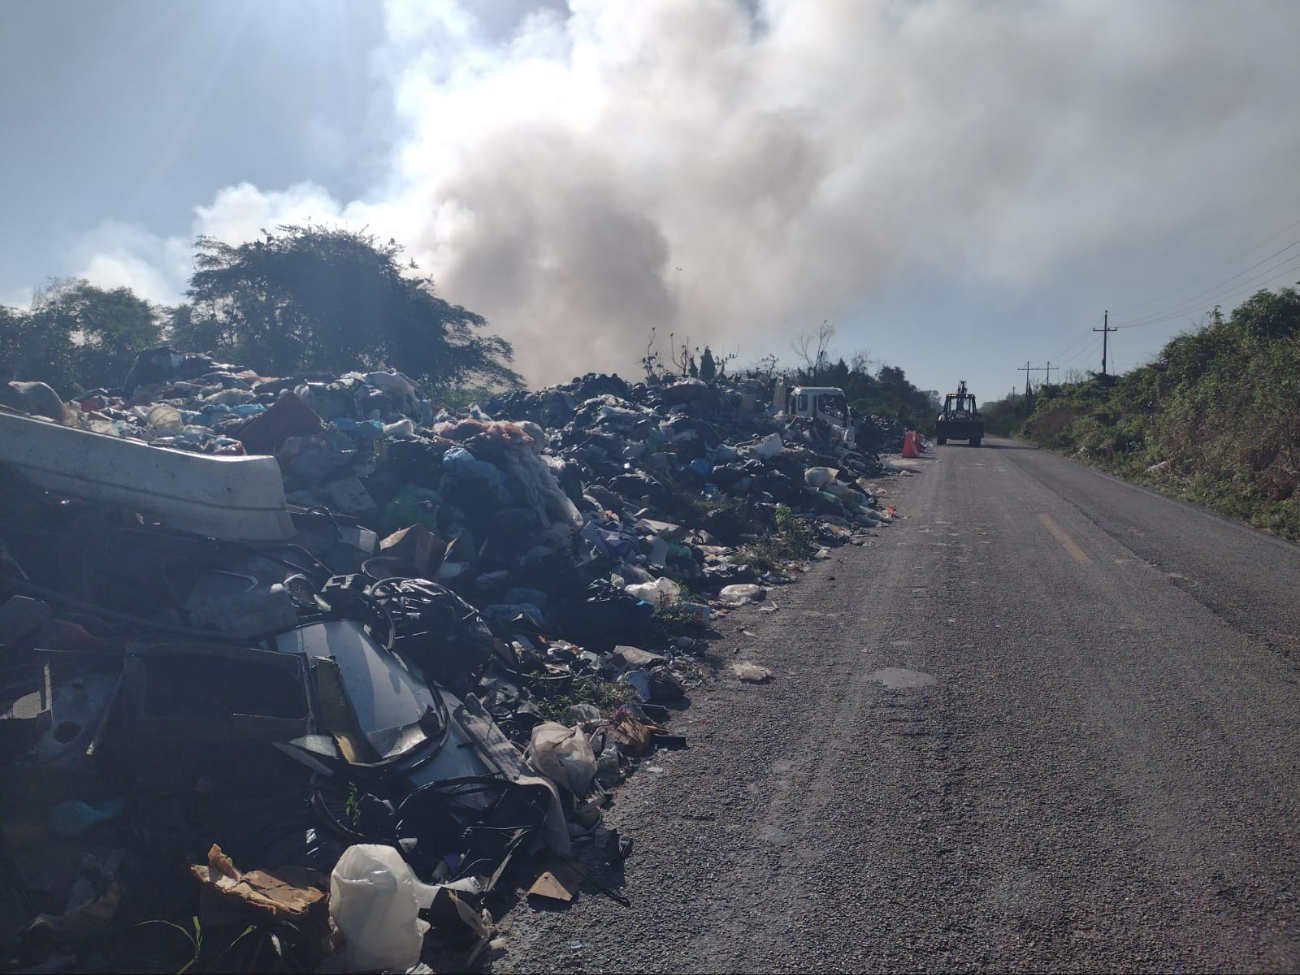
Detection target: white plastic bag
<box><xmin>625</xmin><ymin>577</ymin><xmax>680</xmax><ymax>605</ymax></box>
<box><xmin>618</xmin><ymin>670</ymin><xmax>652</xmax><ymax>702</ymax></box>
<box><xmin>745</xmin><ymin>432</ymin><xmax>784</xmax><ymax>458</ymax></box>
<box><xmin>145</xmin><ymin>404</ymin><xmax>184</xmax><ymax>438</ymax></box>
<box><xmin>329</xmin><ymin>844</ymin><xmax>438</xmax><ymax>973</ymax></box>
<box><xmin>804</xmin><ymin>466</ymin><xmax>837</xmax><ymax>489</ymax></box>
<box><xmin>718</xmin><ymin>583</ymin><xmax>767</xmax><ymax>607</ymax></box>
<box><xmin>525</xmin><ymin>722</ymin><xmax>597</xmax><ymax>797</ymax></box>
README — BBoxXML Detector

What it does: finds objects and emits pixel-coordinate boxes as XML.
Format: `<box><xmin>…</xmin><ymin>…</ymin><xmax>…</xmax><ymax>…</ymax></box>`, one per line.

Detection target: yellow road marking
<box><xmin>1039</xmin><ymin>513</ymin><xmax>1091</xmax><ymax>564</ymax></box>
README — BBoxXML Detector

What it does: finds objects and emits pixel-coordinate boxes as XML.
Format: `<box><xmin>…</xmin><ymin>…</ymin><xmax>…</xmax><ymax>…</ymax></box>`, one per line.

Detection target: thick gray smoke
<box><xmin>79</xmin><ymin>0</ymin><xmax>1300</xmax><ymax>386</ymax></box>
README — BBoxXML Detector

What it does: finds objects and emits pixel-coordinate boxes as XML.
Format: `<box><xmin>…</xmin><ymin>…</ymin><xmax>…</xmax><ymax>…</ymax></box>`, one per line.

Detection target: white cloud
<box><xmin>71</xmin><ymin>0</ymin><xmax>1300</xmax><ymax>385</ymax></box>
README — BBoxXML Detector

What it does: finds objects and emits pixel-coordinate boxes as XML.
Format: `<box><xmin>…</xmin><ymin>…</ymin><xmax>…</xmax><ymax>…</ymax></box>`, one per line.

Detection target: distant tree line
<box><xmin>642</xmin><ymin>319</ymin><xmax>940</xmax><ymax>433</ymax></box>
<box><xmin>0</xmin><ymin>225</ymin><xmax>522</xmax><ymax>396</ymax></box>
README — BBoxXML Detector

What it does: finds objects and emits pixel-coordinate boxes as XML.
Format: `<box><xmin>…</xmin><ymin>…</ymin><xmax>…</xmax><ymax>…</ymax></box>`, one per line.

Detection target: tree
<box><xmin>50</xmin><ymin>280</ymin><xmax>164</xmax><ymax>388</ymax></box>
<box><xmin>0</xmin><ymin>279</ymin><xmax>163</xmax><ymax>393</ymax></box>
<box><xmin>698</xmin><ymin>345</ymin><xmax>716</xmax><ymax>381</ymax></box>
<box><xmin>751</xmin><ymin>352</ymin><xmax>780</xmax><ymax>380</ymax></box>
<box><xmin>1229</xmin><ymin>287</ymin><xmax>1300</xmax><ymax>342</ymax></box>
<box><xmin>184</xmin><ymin>225</ymin><xmax>521</xmax><ymax>389</ymax></box>
<box><xmin>848</xmin><ymin>350</ymin><xmax>874</xmax><ymax>376</ymax></box>
<box><xmin>791</xmin><ymin>321</ymin><xmax>835</xmax><ymax>382</ymax></box>
<box><xmin>0</xmin><ymin>303</ymin><xmax>53</xmax><ymax>386</ymax></box>
<box><xmin>640</xmin><ymin>328</ymin><xmax>665</xmax><ymax>382</ymax></box>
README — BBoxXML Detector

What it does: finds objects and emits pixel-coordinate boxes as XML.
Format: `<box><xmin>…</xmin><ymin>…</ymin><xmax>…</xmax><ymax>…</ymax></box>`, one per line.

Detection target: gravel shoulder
<box><xmin>488</xmin><ymin>442</ymin><xmax>1300</xmax><ymax>974</ymax></box>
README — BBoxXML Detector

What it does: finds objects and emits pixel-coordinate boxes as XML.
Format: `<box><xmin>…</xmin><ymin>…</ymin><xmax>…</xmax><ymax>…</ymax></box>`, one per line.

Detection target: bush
<box><xmin>1018</xmin><ymin>288</ymin><xmax>1300</xmax><ymax>541</ymax></box>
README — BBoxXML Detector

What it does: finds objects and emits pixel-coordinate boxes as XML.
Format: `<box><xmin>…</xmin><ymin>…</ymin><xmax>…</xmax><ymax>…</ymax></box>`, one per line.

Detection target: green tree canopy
<box><xmin>178</xmin><ymin>224</ymin><xmax>521</xmax><ymax>390</ymax></box>
<box><xmin>0</xmin><ymin>279</ymin><xmax>163</xmax><ymax>394</ymax></box>
<box><xmin>1227</xmin><ymin>286</ymin><xmax>1300</xmax><ymax>342</ymax></box>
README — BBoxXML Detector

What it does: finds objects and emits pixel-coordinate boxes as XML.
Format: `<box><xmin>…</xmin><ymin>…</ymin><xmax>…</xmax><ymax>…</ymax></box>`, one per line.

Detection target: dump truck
<box><xmin>935</xmin><ymin>380</ymin><xmax>983</xmax><ymax>446</ymax></box>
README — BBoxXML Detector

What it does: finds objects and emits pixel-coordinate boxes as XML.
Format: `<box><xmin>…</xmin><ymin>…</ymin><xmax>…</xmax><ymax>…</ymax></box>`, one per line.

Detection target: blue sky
<box><xmin>4</xmin><ymin>0</ymin><xmax>1299</xmax><ymax>399</ymax></box>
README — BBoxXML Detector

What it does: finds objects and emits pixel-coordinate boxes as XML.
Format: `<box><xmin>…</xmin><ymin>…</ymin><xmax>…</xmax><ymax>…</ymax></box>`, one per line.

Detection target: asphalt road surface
<box><xmin>491</xmin><ymin>439</ymin><xmax>1300</xmax><ymax>973</ymax></box>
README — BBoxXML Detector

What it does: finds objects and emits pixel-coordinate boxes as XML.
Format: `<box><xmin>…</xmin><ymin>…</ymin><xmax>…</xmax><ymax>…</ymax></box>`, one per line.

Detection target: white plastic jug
<box><xmin>329</xmin><ymin>844</ymin><xmax>438</xmax><ymax>972</ymax></box>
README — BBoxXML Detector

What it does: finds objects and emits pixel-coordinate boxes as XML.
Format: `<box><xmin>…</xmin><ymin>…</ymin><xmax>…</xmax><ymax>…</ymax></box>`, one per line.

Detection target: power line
<box><xmin>1111</xmin><ymin>213</ymin><xmax>1300</xmax><ymax>317</ymax></box>
<box><xmin>1059</xmin><ymin>334</ymin><xmax>1103</xmax><ymax>370</ymax></box>
<box><xmin>1116</xmin><ymin>243</ymin><xmax>1300</xmax><ymax>328</ymax></box>
<box><xmin>1118</xmin><ymin>243</ymin><xmax>1300</xmax><ymax>327</ymax></box>
<box><xmin>1116</xmin><ymin>251</ymin><xmax>1300</xmax><ymax>330</ymax></box>
<box><xmin>1049</xmin><ymin>325</ymin><xmax>1099</xmax><ymax>363</ymax></box>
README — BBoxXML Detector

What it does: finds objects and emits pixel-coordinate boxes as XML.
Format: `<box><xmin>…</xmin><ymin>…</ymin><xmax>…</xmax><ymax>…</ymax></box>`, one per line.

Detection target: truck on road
<box><xmin>935</xmin><ymin>381</ymin><xmax>983</xmax><ymax>446</ymax></box>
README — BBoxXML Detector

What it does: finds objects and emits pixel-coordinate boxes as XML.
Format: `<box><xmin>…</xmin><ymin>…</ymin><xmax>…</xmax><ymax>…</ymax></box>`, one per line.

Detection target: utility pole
<box><xmin>1044</xmin><ymin>360</ymin><xmax>1054</xmax><ymax>385</ymax></box>
<box><xmin>1093</xmin><ymin>310</ymin><xmax>1117</xmax><ymax>376</ymax></box>
<box><xmin>1017</xmin><ymin>361</ymin><xmax>1047</xmax><ymax>397</ymax></box>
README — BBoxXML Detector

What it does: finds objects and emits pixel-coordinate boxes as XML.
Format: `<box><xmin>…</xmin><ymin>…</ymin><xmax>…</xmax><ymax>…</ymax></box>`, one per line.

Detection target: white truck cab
<box><xmin>773</xmin><ymin>380</ymin><xmax>856</xmax><ymax>444</ymax></box>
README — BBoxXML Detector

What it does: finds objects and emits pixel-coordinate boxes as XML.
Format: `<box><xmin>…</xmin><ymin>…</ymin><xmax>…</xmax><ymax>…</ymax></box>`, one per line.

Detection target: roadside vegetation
<box><xmin>734</xmin><ymin>504</ymin><xmax>818</xmax><ymax>573</ymax></box>
<box><xmin>533</xmin><ymin>674</ymin><xmax>640</xmax><ymax>723</ymax></box>
<box><xmin>981</xmin><ymin>287</ymin><xmax>1300</xmax><ymax>541</ymax></box>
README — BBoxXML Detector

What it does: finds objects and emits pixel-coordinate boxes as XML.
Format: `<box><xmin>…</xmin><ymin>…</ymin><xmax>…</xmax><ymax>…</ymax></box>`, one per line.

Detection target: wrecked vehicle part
<box><xmin>106</xmin><ymin>618</ymin><xmax>556</xmax><ymax>889</ymax></box>
<box><xmin>271</xmin><ymin>621</ymin><xmax>449</xmax><ymax>768</ymax></box>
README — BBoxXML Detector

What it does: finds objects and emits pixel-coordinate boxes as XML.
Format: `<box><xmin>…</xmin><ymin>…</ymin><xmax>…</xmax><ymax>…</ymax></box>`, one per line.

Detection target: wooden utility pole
<box><xmin>1045</xmin><ymin>360</ymin><xmax>1054</xmax><ymax>385</ymax></box>
<box><xmin>1094</xmin><ymin>310</ymin><xmax>1117</xmax><ymax>376</ymax></box>
<box><xmin>1017</xmin><ymin>361</ymin><xmax>1047</xmax><ymax>397</ymax></box>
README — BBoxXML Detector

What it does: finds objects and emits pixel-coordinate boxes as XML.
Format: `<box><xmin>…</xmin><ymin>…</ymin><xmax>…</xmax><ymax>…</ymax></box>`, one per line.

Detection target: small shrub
<box><xmin>736</xmin><ymin>504</ymin><xmax>815</xmax><ymax>571</ymax></box>
<box><xmin>653</xmin><ymin>600</ymin><xmax>702</xmax><ymax>635</ymax></box>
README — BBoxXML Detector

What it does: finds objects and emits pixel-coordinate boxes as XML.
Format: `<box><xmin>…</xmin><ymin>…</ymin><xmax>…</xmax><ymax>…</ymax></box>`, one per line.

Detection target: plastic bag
<box><xmin>618</xmin><ymin>669</ymin><xmax>652</xmax><ymax>702</ymax></box>
<box><xmin>499</xmin><ymin>445</ymin><xmax>583</xmax><ymax>530</ymax></box>
<box><xmin>329</xmin><ymin>844</ymin><xmax>438</xmax><ymax>973</ymax></box>
<box><xmin>804</xmin><ymin>466</ymin><xmax>837</xmax><ymax>489</ymax></box>
<box><xmin>718</xmin><ymin>583</ymin><xmax>766</xmax><ymax>607</ymax></box>
<box><xmin>145</xmin><ymin>404</ymin><xmax>184</xmax><ymax>438</ymax></box>
<box><xmin>625</xmin><ymin>577</ymin><xmax>680</xmax><ymax>605</ymax></box>
<box><xmin>383</xmin><ymin>418</ymin><xmax>417</xmax><ymax>439</ymax></box>
<box><xmin>442</xmin><ymin>447</ymin><xmax>512</xmax><ymax>506</ymax></box>
<box><xmin>525</xmin><ymin>722</ymin><xmax>597</xmax><ymax>797</ymax></box>
<box><xmin>745</xmin><ymin>432</ymin><xmax>784</xmax><ymax>458</ymax></box>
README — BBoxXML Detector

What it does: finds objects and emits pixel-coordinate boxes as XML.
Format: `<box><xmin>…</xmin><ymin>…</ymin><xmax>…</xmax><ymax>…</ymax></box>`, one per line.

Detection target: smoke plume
<box><xmin>78</xmin><ymin>0</ymin><xmax>1300</xmax><ymax>385</ymax></box>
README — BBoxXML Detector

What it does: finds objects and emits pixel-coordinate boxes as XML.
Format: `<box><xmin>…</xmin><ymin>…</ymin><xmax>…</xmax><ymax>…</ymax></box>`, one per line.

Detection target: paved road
<box><xmin>491</xmin><ymin>439</ymin><xmax>1300</xmax><ymax>973</ymax></box>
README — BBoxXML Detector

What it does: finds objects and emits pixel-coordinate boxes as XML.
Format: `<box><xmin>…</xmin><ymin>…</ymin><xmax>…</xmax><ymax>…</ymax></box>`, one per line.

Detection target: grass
<box><xmin>532</xmin><ymin>675</ymin><xmax>640</xmax><ymax>723</ymax></box>
<box><xmin>652</xmin><ymin>600</ymin><xmax>704</xmax><ymax>636</ymax></box>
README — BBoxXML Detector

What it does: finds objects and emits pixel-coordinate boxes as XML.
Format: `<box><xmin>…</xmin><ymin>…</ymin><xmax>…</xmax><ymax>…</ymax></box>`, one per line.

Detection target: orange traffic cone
<box><xmin>901</xmin><ymin>431</ymin><xmax>921</xmax><ymax>458</ymax></box>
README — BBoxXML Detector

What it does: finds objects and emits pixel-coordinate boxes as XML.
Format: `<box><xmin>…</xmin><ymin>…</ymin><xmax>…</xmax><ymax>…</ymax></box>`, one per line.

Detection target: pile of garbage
<box><xmin>0</xmin><ymin>351</ymin><xmax>904</xmax><ymax>972</ymax></box>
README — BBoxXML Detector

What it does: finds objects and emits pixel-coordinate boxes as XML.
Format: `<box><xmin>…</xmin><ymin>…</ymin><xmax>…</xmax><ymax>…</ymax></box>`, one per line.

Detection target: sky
<box><xmin>3</xmin><ymin>0</ymin><xmax>1300</xmax><ymax>401</ymax></box>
